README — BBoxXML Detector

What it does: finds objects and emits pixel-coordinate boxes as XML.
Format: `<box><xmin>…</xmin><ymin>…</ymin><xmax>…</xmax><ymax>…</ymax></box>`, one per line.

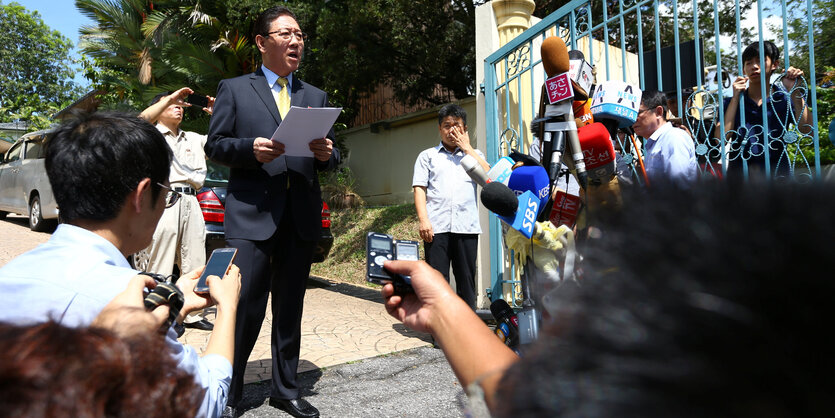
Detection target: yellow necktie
<box><xmin>276</xmin><ymin>77</ymin><xmax>290</xmax><ymax>119</ymax></box>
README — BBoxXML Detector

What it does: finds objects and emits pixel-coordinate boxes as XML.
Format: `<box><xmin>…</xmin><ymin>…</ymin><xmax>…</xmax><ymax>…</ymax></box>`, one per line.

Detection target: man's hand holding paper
<box><xmin>260</xmin><ymin>136</ymin><xmax>330</xmax><ymax>163</ymax></box>
<box><xmin>262</xmin><ymin>106</ymin><xmax>341</xmax><ymax>176</ymax></box>
<box><xmin>254</xmin><ymin>137</ymin><xmax>285</xmax><ymax>163</ymax></box>
<box><xmin>268</xmin><ymin>106</ymin><xmax>341</xmax><ymax>158</ymax></box>
<box><xmin>309</xmin><ymin>137</ymin><xmax>334</xmax><ymax>161</ymax></box>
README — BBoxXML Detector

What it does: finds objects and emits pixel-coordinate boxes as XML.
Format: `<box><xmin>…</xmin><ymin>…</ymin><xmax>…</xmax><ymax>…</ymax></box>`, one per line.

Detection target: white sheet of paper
<box><xmin>270</xmin><ymin>106</ymin><xmax>342</xmax><ymax>158</ymax></box>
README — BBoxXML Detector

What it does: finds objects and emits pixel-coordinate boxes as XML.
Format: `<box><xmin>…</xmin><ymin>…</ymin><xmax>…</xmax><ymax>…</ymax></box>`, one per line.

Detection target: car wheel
<box><xmin>0</xmin><ymin>210</ymin><xmax>7</xmax><ymax>220</ymax></box>
<box><xmin>130</xmin><ymin>248</ymin><xmax>151</xmax><ymax>272</ymax></box>
<box><xmin>29</xmin><ymin>195</ymin><xmax>47</xmax><ymax>232</ymax></box>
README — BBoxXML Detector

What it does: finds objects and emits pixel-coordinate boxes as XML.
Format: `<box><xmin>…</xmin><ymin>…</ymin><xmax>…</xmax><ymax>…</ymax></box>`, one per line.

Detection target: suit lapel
<box><xmin>290</xmin><ymin>78</ymin><xmax>306</xmax><ymax>109</ymax></box>
<box><xmin>249</xmin><ymin>69</ymin><xmax>282</xmax><ymax>126</ymax></box>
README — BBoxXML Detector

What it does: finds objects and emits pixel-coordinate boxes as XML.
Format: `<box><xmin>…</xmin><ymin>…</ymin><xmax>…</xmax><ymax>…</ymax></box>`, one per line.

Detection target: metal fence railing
<box><xmin>483</xmin><ymin>0</ymin><xmax>821</xmax><ymax>305</ymax></box>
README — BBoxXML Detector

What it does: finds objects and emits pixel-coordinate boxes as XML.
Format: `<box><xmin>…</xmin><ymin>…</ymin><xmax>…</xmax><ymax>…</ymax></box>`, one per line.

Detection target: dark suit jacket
<box><xmin>205</xmin><ymin>68</ymin><xmax>340</xmax><ymax>242</ymax></box>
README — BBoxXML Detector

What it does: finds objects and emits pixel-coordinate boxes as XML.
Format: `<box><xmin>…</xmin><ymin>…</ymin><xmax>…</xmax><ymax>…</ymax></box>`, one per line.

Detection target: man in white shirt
<box><xmin>140</xmin><ymin>88</ymin><xmax>214</xmax><ymax>331</ymax></box>
<box><xmin>412</xmin><ymin>104</ymin><xmax>489</xmax><ymax>309</ymax></box>
<box><xmin>0</xmin><ymin>112</ymin><xmax>241</xmax><ymax>418</ymax></box>
<box><xmin>632</xmin><ymin>90</ymin><xmax>698</xmax><ymax>187</ymax></box>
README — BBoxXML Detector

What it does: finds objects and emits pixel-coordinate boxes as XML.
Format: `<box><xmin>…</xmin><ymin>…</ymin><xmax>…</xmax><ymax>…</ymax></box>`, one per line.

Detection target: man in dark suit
<box><xmin>205</xmin><ymin>6</ymin><xmax>339</xmax><ymax>418</ymax></box>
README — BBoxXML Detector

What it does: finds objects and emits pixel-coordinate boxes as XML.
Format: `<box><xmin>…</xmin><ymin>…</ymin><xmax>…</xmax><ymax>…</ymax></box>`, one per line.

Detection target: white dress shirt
<box><xmin>156</xmin><ymin>123</ymin><xmax>207</xmax><ymax>190</ymax></box>
<box><xmin>262</xmin><ymin>64</ymin><xmax>293</xmax><ymax>105</ymax></box>
<box><xmin>412</xmin><ymin>143</ymin><xmax>483</xmax><ymax>234</ymax></box>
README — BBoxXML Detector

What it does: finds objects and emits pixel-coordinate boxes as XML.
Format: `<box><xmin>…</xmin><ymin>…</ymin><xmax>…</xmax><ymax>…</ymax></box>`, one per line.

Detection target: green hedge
<box><xmin>799</xmin><ymin>87</ymin><xmax>835</xmax><ymax>165</ymax></box>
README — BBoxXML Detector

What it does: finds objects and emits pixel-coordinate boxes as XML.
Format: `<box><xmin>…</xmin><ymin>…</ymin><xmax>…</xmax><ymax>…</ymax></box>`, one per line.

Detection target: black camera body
<box><xmin>140</xmin><ymin>272</ymin><xmax>184</xmax><ymax>333</ymax></box>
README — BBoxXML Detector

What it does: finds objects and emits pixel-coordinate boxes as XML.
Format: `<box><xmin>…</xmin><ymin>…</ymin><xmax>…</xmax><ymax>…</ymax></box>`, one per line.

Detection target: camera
<box><xmin>366</xmin><ymin>232</ymin><xmax>419</xmax><ymax>293</ymax></box>
<box><xmin>140</xmin><ymin>272</ymin><xmax>184</xmax><ymax>334</ymax></box>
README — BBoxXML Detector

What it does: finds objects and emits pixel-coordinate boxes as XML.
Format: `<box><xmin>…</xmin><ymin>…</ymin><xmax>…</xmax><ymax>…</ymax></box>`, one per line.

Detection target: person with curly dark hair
<box><xmin>0</xmin><ymin>320</ymin><xmax>204</xmax><ymax>417</ymax></box>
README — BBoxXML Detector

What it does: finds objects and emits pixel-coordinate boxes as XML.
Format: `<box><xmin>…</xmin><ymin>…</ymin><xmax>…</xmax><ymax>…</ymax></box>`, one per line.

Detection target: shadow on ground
<box><xmin>309</xmin><ymin>276</ymin><xmax>383</xmax><ymax>304</ymax></box>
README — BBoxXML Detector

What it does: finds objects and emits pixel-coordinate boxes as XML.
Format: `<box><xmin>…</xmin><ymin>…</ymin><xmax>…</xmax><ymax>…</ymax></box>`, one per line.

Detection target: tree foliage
<box><xmin>534</xmin><ymin>0</ymin><xmax>757</xmax><ymax>74</ymax></box>
<box><xmin>782</xmin><ymin>0</ymin><xmax>834</xmax><ymax>84</ymax></box>
<box><xmin>76</xmin><ymin>0</ymin><xmax>484</xmax><ymax>131</ymax></box>
<box><xmin>796</xmin><ymin>85</ymin><xmax>835</xmax><ymax>165</ymax></box>
<box><xmin>76</xmin><ymin>0</ymin><xmax>261</xmax><ymax>131</ymax></box>
<box><xmin>0</xmin><ymin>1</ymin><xmax>81</xmax><ymax>129</ymax></box>
<box><xmin>296</xmin><ymin>0</ymin><xmax>481</xmax><ymax>117</ymax></box>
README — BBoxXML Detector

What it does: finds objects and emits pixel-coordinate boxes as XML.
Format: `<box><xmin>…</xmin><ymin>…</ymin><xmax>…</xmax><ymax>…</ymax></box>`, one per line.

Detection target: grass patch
<box><xmin>311</xmin><ymin>204</ymin><xmax>421</xmax><ymax>287</ymax></box>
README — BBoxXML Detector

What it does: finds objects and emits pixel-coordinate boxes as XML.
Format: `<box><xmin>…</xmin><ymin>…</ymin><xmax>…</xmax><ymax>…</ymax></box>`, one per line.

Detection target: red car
<box><xmin>130</xmin><ymin>164</ymin><xmax>333</xmax><ymax>272</ymax></box>
<box><xmin>197</xmin><ymin>164</ymin><xmax>334</xmax><ymax>262</ymax></box>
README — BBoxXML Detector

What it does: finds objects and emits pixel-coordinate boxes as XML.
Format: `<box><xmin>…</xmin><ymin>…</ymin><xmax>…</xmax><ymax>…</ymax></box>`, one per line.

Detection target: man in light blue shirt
<box><xmin>632</xmin><ymin>90</ymin><xmax>698</xmax><ymax>187</ymax></box>
<box><xmin>413</xmin><ymin>104</ymin><xmax>489</xmax><ymax>309</ymax></box>
<box><xmin>0</xmin><ymin>112</ymin><xmax>240</xmax><ymax>418</ymax></box>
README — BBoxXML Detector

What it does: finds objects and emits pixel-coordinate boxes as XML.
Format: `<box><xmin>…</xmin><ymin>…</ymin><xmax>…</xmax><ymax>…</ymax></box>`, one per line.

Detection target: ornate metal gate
<box><xmin>482</xmin><ymin>0</ymin><xmax>822</xmax><ymax>304</ymax></box>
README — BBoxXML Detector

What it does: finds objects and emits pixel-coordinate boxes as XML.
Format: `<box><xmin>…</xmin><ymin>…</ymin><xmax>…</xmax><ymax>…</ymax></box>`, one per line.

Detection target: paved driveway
<box><xmin>0</xmin><ymin>215</ymin><xmax>433</xmax><ymax>385</ymax></box>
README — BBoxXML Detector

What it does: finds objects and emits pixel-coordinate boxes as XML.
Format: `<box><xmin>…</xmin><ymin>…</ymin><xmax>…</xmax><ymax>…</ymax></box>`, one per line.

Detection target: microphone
<box><xmin>549</xmin><ymin>188</ymin><xmax>582</xmax><ymax>228</ymax></box>
<box><xmin>507</xmin><ymin>165</ymin><xmax>550</xmax><ymax>217</ymax></box>
<box><xmin>490</xmin><ymin>299</ymin><xmax>520</xmax><ymax>348</ymax></box>
<box><xmin>573</xmin><ymin>98</ymin><xmax>594</xmax><ymax>128</ymax></box>
<box><xmin>541</xmin><ymin>36</ymin><xmax>569</xmax><ymax>77</ymax></box>
<box><xmin>486</xmin><ymin>156</ymin><xmax>515</xmax><ymax>185</ymax></box>
<box><xmin>577</xmin><ymin>122</ymin><xmax>617</xmax><ymax>184</ymax></box>
<box><xmin>540</xmin><ymin>36</ymin><xmax>588</xmax><ymax>190</ymax></box>
<box><xmin>481</xmin><ymin>182</ymin><xmax>540</xmax><ymax>239</ymax></box>
<box><xmin>568</xmin><ymin>50</ymin><xmax>594</xmax><ymax>100</ymax></box>
<box><xmin>585</xmin><ymin>81</ymin><xmax>640</xmax><ymax>221</ymax></box>
<box><xmin>508</xmin><ymin>150</ymin><xmax>542</xmax><ymax>168</ymax></box>
<box><xmin>589</xmin><ymin>80</ymin><xmax>643</xmax><ymax>143</ymax></box>
<box><xmin>460</xmin><ymin>154</ymin><xmax>489</xmax><ymax>187</ymax></box>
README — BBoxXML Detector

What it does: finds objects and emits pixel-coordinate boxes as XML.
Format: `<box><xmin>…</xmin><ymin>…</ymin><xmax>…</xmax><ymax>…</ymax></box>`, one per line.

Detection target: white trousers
<box><xmin>145</xmin><ymin>193</ymin><xmax>207</xmax><ymax>322</ymax></box>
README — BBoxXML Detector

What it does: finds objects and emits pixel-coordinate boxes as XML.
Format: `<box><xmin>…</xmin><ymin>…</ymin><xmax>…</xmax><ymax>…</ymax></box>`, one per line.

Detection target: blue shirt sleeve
<box><xmin>164</xmin><ymin>327</ymin><xmax>232</xmax><ymax>418</ymax></box>
<box><xmin>661</xmin><ymin>131</ymin><xmax>697</xmax><ymax>183</ymax></box>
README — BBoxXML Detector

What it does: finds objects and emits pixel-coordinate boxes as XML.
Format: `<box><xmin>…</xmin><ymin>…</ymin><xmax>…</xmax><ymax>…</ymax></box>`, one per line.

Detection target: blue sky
<box><xmin>11</xmin><ymin>0</ymin><xmax>93</xmax><ymax>87</ymax></box>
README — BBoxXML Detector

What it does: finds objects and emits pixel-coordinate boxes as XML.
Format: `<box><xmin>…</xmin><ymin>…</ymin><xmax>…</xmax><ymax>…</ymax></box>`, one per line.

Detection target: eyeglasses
<box><xmin>441</xmin><ymin>123</ymin><xmax>465</xmax><ymax>131</ymax></box>
<box><xmin>156</xmin><ymin>183</ymin><xmax>181</xmax><ymax>208</ymax></box>
<box><xmin>265</xmin><ymin>29</ymin><xmax>307</xmax><ymax>42</ymax></box>
<box><xmin>637</xmin><ymin>108</ymin><xmax>652</xmax><ymax>116</ymax></box>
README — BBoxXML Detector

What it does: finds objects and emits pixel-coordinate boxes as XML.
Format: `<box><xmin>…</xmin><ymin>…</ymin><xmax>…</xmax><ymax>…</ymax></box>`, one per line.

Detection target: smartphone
<box><xmin>185</xmin><ymin>93</ymin><xmax>210</xmax><ymax>109</ymax></box>
<box><xmin>194</xmin><ymin>248</ymin><xmax>237</xmax><ymax>294</ymax></box>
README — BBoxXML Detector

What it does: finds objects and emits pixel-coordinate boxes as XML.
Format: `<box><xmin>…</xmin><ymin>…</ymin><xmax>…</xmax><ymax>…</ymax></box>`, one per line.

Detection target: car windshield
<box><xmin>205</xmin><ymin>161</ymin><xmax>229</xmax><ymax>187</ymax></box>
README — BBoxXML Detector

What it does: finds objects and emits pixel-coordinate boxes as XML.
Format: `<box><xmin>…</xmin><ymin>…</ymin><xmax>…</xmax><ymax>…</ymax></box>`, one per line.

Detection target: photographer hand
<box><xmin>175</xmin><ymin>267</ymin><xmax>212</xmax><ymax>323</ymax></box>
<box><xmin>203</xmin><ymin>265</ymin><xmax>241</xmax><ymax>364</ymax></box>
<box><xmin>381</xmin><ymin>260</ymin><xmax>458</xmax><ymax>335</ymax></box>
<box><xmin>381</xmin><ymin>260</ymin><xmax>519</xmax><ymax>412</ymax></box>
<box><xmin>206</xmin><ymin>264</ymin><xmax>241</xmax><ymax>310</ymax></box>
<box><xmin>92</xmin><ymin>275</ymin><xmax>169</xmax><ymax>338</ymax></box>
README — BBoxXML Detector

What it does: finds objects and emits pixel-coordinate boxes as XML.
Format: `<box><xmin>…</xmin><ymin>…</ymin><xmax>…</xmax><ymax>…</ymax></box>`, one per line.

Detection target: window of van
<box><xmin>4</xmin><ymin>142</ymin><xmax>22</xmax><ymax>163</ymax></box>
<box><xmin>25</xmin><ymin>139</ymin><xmax>44</xmax><ymax>159</ymax></box>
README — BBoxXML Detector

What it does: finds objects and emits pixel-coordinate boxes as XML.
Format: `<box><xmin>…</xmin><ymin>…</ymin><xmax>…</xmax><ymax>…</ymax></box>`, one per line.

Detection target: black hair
<box><xmin>253</xmin><ymin>6</ymin><xmax>298</xmax><ymax>40</ymax></box>
<box><xmin>438</xmin><ymin>104</ymin><xmax>467</xmax><ymax>126</ymax></box>
<box><xmin>742</xmin><ymin>40</ymin><xmax>780</xmax><ymax>66</ymax></box>
<box><xmin>44</xmin><ymin>112</ymin><xmax>172</xmax><ymax>223</ymax></box>
<box><xmin>640</xmin><ymin>90</ymin><xmax>669</xmax><ymax>119</ymax></box>
<box><xmin>150</xmin><ymin>91</ymin><xmax>171</xmax><ymax>106</ymax></box>
<box><xmin>496</xmin><ymin>180</ymin><xmax>835</xmax><ymax>417</ymax></box>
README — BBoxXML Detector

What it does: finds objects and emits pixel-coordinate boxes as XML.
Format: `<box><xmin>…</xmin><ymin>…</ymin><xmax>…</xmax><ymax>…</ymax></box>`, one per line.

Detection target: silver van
<box><xmin>0</xmin><ymin>130</ymin><xmax>59</xmax><ymax>231</ymax></box>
